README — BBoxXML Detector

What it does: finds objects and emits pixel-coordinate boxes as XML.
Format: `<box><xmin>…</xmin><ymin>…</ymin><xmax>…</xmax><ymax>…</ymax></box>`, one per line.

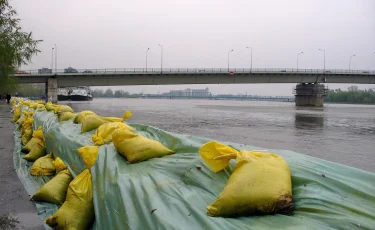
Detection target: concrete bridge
<box><xmin>14</xmin><ymin>68</ymin><xmax>375</xmax><ymax>106</ymax></box>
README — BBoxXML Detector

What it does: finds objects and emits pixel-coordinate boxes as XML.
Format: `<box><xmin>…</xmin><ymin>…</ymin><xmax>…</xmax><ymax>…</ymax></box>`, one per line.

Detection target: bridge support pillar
<box><xmin>47</xmin><ymin>78</ymin><xmax>58</xmax><ymax>103</ymax></box>
<box><xmin>294</xmin><ymin>83</ymin><xmax>325</xmax><ymax>107</ymax></box>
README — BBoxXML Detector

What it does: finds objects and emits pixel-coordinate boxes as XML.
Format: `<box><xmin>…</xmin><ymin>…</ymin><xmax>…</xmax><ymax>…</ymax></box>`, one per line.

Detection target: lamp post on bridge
<box><xmin>227</xmin><ymin>49</ymin><xmax>234</xmax><ymax>72</ymax></box>
<box><xmin>349</xmin><ymin>54</ymin><xmax>356</xmax><ymax>71</ymax></box>
<box><xmin>297</xmin><ymin>52</ymin><xmax>304</xmax><ymax>70</ymax></box>
<box><xmin>146</xmin><ymin>48</ymin><xmax>150</xmax><ymax>72</ymax></box>
<box><xmin>51</xmin><ymin>47</ymin><xmax>54</xmax><ymax>71</ymax></box>
<box><xmin>318</xmin><ymin>49</ymin><xmax>325</xmax><ymax>72</ymax></box>
<box><xmin>55</xmin><ymin>44</ymin><xmax>57</xmax><ymax>74</ymax></box>
<box><xmin>158</xmin><ymin>44</ymin><xmax>163</xmax><ymax>73</ymax></box>
<box><xmin>246</xmin><ymin>47</ymin><xmax>252</xmax><ymax>72</ymax></box>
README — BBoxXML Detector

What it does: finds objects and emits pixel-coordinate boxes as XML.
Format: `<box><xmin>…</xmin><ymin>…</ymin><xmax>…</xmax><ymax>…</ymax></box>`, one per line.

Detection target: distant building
<box><xmin>169</xmin><ymin>90</ymin><xmax>182</xmax><ymax>97</ymax></box>
<box><xmin>169</xmin><ymin>88</ymin><xmax>210</xmax><ymax>97</ymax></box>
<box><xmin>181</xmin><ymin>88</ymin><xmax>192</xmax><ymax>97</ymax></box>
<box><xmin>192</xmin><ymin>88</ymin><xmax>210</xmax><ymax>97</ymax></box>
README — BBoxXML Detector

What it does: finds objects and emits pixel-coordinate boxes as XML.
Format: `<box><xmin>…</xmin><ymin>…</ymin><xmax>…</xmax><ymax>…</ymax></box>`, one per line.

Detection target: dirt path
<box><xmin>0</xmin><ymin>104</ymin><xmax>44</xmax><ymax>230</ymax></box>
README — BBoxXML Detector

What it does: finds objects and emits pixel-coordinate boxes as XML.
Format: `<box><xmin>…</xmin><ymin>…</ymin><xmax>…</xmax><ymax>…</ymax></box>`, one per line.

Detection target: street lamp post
<box><xmin>55</xmin><ymin>44</ymin><xmax>57</xmax><ymax>73</ymax></box>
<box><xmin>146</xmin><ymin>48</ymin><xmax>150</xmax><ymax>72</ymax></box>
<box><xmin>227</xmin><ymin>49</ymin><xmax>234</xmax><ymax>71</ymax></box>
<box><xmin>297</xmin><ymin>52</ymin><xmax>304</xmax><ymax>70</ymax></box>
<box><xmin>51</xmin><ymin>47</ymin><xmax>54</xmax><ymax>71</ymax></box>
<box><xmin>158</xmin><ymin>44</ymin><xmax>163</xmax><ymax>72</ymax></box>
<box><xmin>246</xmin><ymin>47</ymin><xmax>252</xmax><ymax>72</ymax></box>
<box><xmin>318</xmin><ymin>49</ymin><xmax>325</xmax><ymax>72</ymax></box>
<box><xmin>349</xmin><ymin>54</ymin><xmax>356</xmax><ymax>70</ymax></box>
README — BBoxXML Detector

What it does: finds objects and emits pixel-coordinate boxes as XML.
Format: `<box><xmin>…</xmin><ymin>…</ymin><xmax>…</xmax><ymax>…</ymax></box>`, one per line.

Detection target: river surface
<box><xmin>63</xmin><ymin>98</ymin><xmax>375</xmax><ymax>173</ymax></box>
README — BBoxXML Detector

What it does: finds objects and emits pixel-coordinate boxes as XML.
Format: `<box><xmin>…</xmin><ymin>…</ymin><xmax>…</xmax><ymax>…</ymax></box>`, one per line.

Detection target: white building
<box><xmin>192</xmin><ymin>88</ymin><xmax>210</xmax><ymax>97</ymax></box>
<box><xmin>169</xmin><ymin>88</ymin><xmax>210</xmax><ymax>97</ymax></box>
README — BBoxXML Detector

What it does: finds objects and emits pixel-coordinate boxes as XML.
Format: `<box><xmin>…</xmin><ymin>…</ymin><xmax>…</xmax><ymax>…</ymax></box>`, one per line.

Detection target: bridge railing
<box><xmin>15</xmin><ymin>68</ymin><xmax>375</xmax><ymax>75</ymax></box>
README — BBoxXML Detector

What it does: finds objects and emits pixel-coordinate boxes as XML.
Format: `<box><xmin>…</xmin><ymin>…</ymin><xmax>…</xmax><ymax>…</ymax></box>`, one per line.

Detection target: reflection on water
<box><xmin>294</xmin><ymin>113</ymin><xmax>324</xmax><ymax>129</ymax></box>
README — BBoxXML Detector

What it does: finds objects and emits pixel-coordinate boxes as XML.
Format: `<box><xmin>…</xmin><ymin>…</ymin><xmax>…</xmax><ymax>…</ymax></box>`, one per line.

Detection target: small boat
<box><xmin>57</xmin><ymin>87</ymin><xmax>93</xmax><ymax>101</ymax></box>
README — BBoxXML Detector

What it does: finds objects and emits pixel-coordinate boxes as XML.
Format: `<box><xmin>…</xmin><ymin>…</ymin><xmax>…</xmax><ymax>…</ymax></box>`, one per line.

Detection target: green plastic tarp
<box><xmin>13</xmin><ymin>110</ymin><xmax>375</xmax><ymax>230</ymax></box>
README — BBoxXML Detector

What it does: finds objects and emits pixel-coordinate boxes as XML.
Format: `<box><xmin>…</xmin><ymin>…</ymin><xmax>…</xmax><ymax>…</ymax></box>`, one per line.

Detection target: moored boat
<box><xmin>57</xmin><ymin>87</ymin><xmax>93</xmax><ymax>101</ymax></box>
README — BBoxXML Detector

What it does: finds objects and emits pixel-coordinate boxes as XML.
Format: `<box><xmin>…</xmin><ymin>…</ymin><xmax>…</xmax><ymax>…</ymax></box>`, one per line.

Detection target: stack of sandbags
<box><xmin>23</xmin><ymin>126</ymin><xmax>47</xmax><ymax>161</ymax></box>
<box><xmin>45</xmin><ymin>169</ymin><xmax>94</xmax><ymax>229</ymax></box>
<box><xmin>78</xmin><ymin>110</ymin><xmax>132</xmax><ymax>133</ymax></box>
<box><xmin>92</xmin><ymin>122</ymin><xmax>135</xmax><ymax>145</ymax></box>
<box><xmin>31</xmin><ymin>169</ymin><xmax>73</xmax><ymax>204</ymax></box>
<box><xmin>12</xmin><ymin>104</ymin><xmax>21</xmax><ymax>122</ymax></box>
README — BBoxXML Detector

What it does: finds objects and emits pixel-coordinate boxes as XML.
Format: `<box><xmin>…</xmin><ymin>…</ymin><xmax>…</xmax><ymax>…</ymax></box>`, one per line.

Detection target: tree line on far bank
<box><xmin>92</xmin><ymin>88</ymin><xmax>139</xmax><ymax>98</ymax></box>
<box><xmin>325</xmin><ymin>86</ymin><xmax>375</xmax><ymax>104</ymax></box>
<box><xmin>9</xmin><ymin>85</ymin><xmax>375</xmax><ymax>104</ymax></box>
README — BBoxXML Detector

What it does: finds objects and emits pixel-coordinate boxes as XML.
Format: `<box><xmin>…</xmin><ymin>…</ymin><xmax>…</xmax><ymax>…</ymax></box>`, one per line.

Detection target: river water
<box><xmin>64</xmin><ymin>98</ymin><xmax>375</xmax><ymax>173</ymax></box>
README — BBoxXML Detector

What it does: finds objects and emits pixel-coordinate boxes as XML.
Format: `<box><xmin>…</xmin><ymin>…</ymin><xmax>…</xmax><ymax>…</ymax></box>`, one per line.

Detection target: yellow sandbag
<box><xmin>29</xmin><ymin>103</ymin><xmax>38</xmax><ymax>109</ymax></box>
<box><xmin>20</xmin><ymin>111</ymin><xmax>33</xmax><ymax>133</ymax></box>
<box><xmin>30</xmin><ymin>153</ymin><xmax>56</xmax><ymax>176</ymax></box>
<box><xmin>21</xmin><ymin>137</ymin><xmax>42</xmax><ymax>153</ymax></box>
<box><xmin>32</xmin><ymin>126</ymin><xmax>44</xmax><ymax>141</ymax></box>
<box><xmin>21</xmin><ymin>117</ymin><xmax>34</xmax><ymax>136</ymax></box>
<box><xmin>22</xmin><ymin>115</ymin><xmax>33</xmax><ymax>127</ymax></box>
<box><xmin>80</xmin><ymin>115</ymin><xmax>106</xmax><ymax>133</ymax></box>
<box><xmin>58</xmin><ymin>111</ymin><xmax>77</xmax><ymax>122</ymax></box>
<box><xmin>21</xmin><ymin>128</ymin><xmax>33</xmax><ymax>146</ymax></box>
<box><xmin>36</xmin><ymin>104</ymin><xmax>46</xmax><ymax>111</ymax></box>
<box><xmin>78</xmin><ymin>146</ymin><xmax>99</xmax><ymax>169</ymax></box>
<box><xmin>113</xmin><ymin>129</ymin><xmax>175</xmax><ymax>163</ymax></box>
<box><xmin>12</xmin><ymin>106</ymin><xmax>21</xmax><ymax>122</ymax></box>
<box><xmin>23</xmin><ymin>142</ymin><xmax>47</xmax><ymax>161</ymax></box>
<box><xmin>73</xmin><ymin>110</ymin><xmax>97</xmax><ymax>124</ymax></box>
<box><xmin>31</xmin><ymin>169</ymin><xmax>73</xmax><ymax>205</ymax></box>
<box><xmin>74</xmin><ymin>110</ymin><xmax>131</xmax><ymax>125</ymax></box>
<box><xmin>45</xmin><ymin>102</ymin><xmax>58</xmax><ymax>111</ymax></box>
<box><xmin>16</xmin><ymin>116</ymin><xmax>24</xmax><ymax>126</ymax></box>
<box><xmin>17</xmin><ymin>110</ymin><xmax>29</xmax><ymax>127</ymax></box>
<box><xmin>53</xmin><ymin>157</ymin><xmax>67</xmax><ymax>171</ymax></box>
<box><xmin>45</xmin><ymin>169</ymin><xmax>94</xmax><ymax>230</ymax></box>
<box><xmin>92</xmin><ymin>122</ymin><xmax>135</xmax><ymax>146</ymax></box>
<box><xmin>100</xmin><ymin>110</ymin><xmax>132</xmax><ymax>122</ymax></box>
<box><xmin>53</xmin><ymin>105</ymin><xmax>74</xmax><ymax>114</ymax></box>
<box><xmin>199</xmin><ymin>141</ymin><xmax>293</xmax><ymax>217</ymax></box>
<box><xmin>11</xmin><ymin>98</ymin><xmax>18</xmax><ymax>106</ymax></box>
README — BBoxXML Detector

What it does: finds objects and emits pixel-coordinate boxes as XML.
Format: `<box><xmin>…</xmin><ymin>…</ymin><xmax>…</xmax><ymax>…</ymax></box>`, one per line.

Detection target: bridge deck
<box><xmin>14</xmin><ymin>68</ymin><xmax>375</xmax><ymax>87</ymax></box>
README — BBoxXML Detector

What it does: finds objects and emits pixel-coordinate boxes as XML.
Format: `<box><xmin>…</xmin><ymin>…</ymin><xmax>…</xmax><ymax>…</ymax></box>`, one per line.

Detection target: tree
<box><xmin>348</xmin><ymin>85</ymin><xmax>359</xmax><ymax>92</ymax></box>
<box><xmin>16</xmin><ymin>83</ymin><xmax>44</xmax><ymax>97</ymax></box>
<box><xmin>114</xmin><ymin>89</ymin><xmax>124</xmax><ymax>98</ymax></box>
<box><xmin>104</xmin><ymin>88</ymin><xmax>113</xmax><ymax>97</ymax></box>
<box><xmin>325</xmin><ymin>85</ymin><xmax>375</xmax><ymax>104</ymax></box>
<box><xmin>0</xmin><ymin>0</ymin><xmax>41</xmax><ymax>94</ymax></box>
<box><xmin>92</xmin><ymin>89</ymin><xmax>104</xmax><ymax>97</ymax></box>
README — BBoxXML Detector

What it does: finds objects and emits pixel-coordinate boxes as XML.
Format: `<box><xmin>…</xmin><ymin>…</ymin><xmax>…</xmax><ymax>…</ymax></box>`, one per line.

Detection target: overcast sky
<box><xmin>13</xmin><ymin>0</ymin><xmax>375</xmax><ymax>95</ymax></box>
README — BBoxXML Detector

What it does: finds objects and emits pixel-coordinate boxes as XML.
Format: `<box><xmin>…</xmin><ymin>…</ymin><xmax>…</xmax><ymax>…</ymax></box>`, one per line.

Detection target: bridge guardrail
<box><xmin>15</xmin><ymin>68</ymin><xmax>375</xmax><ymax>75</ymax></box>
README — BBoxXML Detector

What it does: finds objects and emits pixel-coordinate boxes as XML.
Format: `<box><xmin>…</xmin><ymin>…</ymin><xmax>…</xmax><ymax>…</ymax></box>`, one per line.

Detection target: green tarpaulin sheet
<box><xmin>13</xmin><ymin>109</ymin><xmax>375</xmax><ymax>230</ymax></box>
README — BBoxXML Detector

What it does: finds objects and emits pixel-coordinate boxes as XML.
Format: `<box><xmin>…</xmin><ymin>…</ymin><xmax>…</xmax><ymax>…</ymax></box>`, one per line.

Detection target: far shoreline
<box><xmin>83</xmin><ymin>97</ymin><xmax>375</xmax><ymax>106</ymax></box>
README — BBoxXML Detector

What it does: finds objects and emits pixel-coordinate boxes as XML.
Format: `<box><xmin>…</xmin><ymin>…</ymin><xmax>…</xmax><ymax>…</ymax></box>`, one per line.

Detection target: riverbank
<box><xmin>15</xmin><ymin>99</ymin><xmax>375</xmax><ymax>229</ymax></box>
<box><xmin>0</xmin><ymin>104</ymin><xmax>44</xmax><ymax>230</ymax></box>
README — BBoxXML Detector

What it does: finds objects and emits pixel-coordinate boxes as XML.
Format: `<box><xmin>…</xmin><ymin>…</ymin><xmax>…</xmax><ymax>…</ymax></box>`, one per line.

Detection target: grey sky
<box><xmin>13</xmin><ymin>0</ymin><xmax>375</xmax><ymax>95</ymax></box>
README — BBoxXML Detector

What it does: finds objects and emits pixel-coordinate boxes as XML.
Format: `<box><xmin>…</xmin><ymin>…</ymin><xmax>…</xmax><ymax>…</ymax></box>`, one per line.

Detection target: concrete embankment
<box><xmin>0</xmin><ymin>103</ymin><xmax>44</xmax><ymax>230</ymax></box>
